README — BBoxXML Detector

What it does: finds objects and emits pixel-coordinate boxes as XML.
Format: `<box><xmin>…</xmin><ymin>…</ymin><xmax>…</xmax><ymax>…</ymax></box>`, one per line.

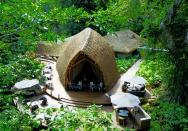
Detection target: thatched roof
<box><xmin>56</xmin><ymin>28</ymin><xmax>119</xmax><ymax>91</ymax></box>
<box><xmin>36</xmin><ymin>37</ymin><xmax>72</xmax><ymax>57</ymax></box>
<box><xmin>104</xmin><ymin>29</ymin><xmax>144</xmax><ymax>54</ymax></box>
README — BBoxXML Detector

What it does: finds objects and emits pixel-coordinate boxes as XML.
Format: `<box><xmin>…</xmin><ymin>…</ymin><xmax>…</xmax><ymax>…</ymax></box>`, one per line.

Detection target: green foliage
<box><xmin>127</xmin><ymin>0</ymin><xmax>142</xmax><ymax>20</ymax></box>
<box><xmin>0</xmin><ymin>43</ymin><xmax>13</xmax><ymax>64</ymax></box>
<box><xmin>161</xmin><ymin>0</ymin><xmax>188</xmax><ymax>105</ymax></box>
<box><xmin>0</xmin><ymin>38</ymin><xmax>43</xmax><ymax>89</ymax></box>
<box><xmin>42</xmin><ymin>105</ymin><xmax>119</xmax><ymax>130</ymax></box>
<box><xmin>0</xmin><ymin>90</ymin><xmax>40</xmax><ymax>131</ymax></box>
<box><xmin>125</xmin><ymin>0</ymin><xmax>144</xmax><ymax>33</ymax></box>
<box><xmin>137</xmin><ymin>52</ymin><xmax>175</xmax><ymax>87</ymax></box>
<box><xmin>0</xmin><ymin>0</ymin><xmax>178</xmax><ymax>42</ymax></box>
<box><xmin>143</xmin><ymin>99</ymin><xmax>188</xmax><ymax>130</ymax></box>
<box><xmin>139</xmin><ymin>0</ymin><xmax>188</xmax><ymax>104</ymax></box>
<box><xmin>0</xmin><ymin>108</ymin><xmax>39</xmax><ymax>131</ymax></box>
<box><xmin>138</xmin><ymin>51</ymin><xmax>188</xmax><ymax>130</ymax></box>
<box><xmin>0</xmin><ymin>55</ymin><xmax>43</xmax><ymax>88</ymax></box>
<box><xmin>0</xmin><ymin>0</ymin><xmax>152</xmax><ymax>37</ymax></box>
<box><xmin>0</xmin><ymin>0</ymin><xmax>67</xmax><ymax>42</ymax></box>
<box><xmin>88</xmin><ymin>0</ymin><xmax>128</xmax><ymax>34</ymax></box>
<box><xmin>140</xmin><ymin>0</ymin><xmax>174</xmax><ymax>45</ymax></box>
<box><xmin>60</xmin><ymin>0</ymin><xmax>108</xmax><ymax>11</ymax></box>
<box><xmin>116</xmin><ymin>56</ymin><xmax>138</xmax><ymax>74</ymax></box>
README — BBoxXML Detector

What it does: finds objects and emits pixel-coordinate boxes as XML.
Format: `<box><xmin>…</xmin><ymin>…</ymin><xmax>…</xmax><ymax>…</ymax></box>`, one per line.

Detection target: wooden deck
<box><xmin>44</xmin><ymin>59</ymin><xmax>151</xmax><ymax>107</ymax></box>
<box><xmin>45</xmin><ymin>62</ymin><xmax>111</xmax><ymax>106</ymax></box>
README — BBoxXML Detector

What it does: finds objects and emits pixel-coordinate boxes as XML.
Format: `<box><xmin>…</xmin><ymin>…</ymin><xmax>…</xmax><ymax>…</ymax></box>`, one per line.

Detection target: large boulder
<box><xmin>12</xmin><ymin>79</ymin><xmax>44</xmax><ymax>95</ymax></box>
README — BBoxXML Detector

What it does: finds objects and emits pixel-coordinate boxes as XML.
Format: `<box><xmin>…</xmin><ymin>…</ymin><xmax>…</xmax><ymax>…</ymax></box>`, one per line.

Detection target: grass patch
<box><xmin>116</xmin><ymin>56</ymin><xmax>138</xmax><ymax>74</ymax></box>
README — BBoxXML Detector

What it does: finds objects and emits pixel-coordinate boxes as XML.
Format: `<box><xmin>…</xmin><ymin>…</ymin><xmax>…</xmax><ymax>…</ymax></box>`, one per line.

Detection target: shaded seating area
<box><xmin>68</xmin><ymin>82</ymin><xmax>82</xmax><ymax>91</ymax></box>
<box><xmin>67</xmin><ymin>56</ymin><xmax>104</xmax><ymax>92</ymax></box>
<box><xmin>111</xmin><ymin>93</ymin><xmax>140</xmax><ymax>127</ymax></box>
<box><xmin>89</xmin><ymin>82</ymin><xmax>103</xmax><ymax>92</ymax></box>
<box><xmin>111</xmin><ymin>92</ymin><xmax>151</xmax><ymax>129</ymax></box>
<box><xmin>68</xmin><ymin>81</ymin><xmax>104</xmax><ymax>92</ymax></box>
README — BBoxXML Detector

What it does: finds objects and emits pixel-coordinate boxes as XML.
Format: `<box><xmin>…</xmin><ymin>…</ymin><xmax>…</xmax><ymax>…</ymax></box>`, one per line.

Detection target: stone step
<box><xmin>60</xmin><ymin>98</ymin><xmax>91</xmax><ymax>106</ymax></box>
<box><xmin>59</xmin><ymin>97</ymin><xmax>111</xmax><ymax>107</ymax></box>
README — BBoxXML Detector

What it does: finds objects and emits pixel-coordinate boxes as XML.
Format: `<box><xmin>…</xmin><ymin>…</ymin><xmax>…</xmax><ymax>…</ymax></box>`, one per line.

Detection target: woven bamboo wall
<box><xmin>56</xmin><ymin>28</ymin><xmax>120</xmax><ymax>91</ymax></box>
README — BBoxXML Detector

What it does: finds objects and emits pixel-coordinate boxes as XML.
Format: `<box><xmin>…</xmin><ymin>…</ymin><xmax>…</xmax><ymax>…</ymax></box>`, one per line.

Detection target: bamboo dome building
<box><xmin>56</xmin><ymin>28</ymin><xmax>119</xmax><ymax>92</ymax></box>
<box><xmin>36</xmin><ymin>28</ymin><xmax>147</xmax><ymax>105</ymax></box>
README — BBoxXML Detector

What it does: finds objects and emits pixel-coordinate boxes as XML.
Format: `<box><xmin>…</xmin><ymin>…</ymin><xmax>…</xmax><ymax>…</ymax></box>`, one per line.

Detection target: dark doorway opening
<box><xmin>67</xmin><ymin>56</ymin><xmax>104</xmax><ymax>92</ymax></box>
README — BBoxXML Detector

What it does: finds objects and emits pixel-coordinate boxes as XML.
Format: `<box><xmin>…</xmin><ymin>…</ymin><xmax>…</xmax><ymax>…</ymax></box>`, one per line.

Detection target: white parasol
<box><xmin>110</xmin><ymin>92</ymin><xmax>140</xmax><ymax>108</ymax></box>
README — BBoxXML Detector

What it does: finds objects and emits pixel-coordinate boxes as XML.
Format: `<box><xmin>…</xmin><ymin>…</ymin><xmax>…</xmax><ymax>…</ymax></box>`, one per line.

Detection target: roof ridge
<box><xmin>81</xmin><ymin>28</ymin><xmax>92</xmax><ymax>50</ymax></box>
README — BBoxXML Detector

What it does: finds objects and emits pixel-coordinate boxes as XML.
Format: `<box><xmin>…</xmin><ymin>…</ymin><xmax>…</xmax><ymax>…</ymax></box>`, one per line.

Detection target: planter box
<box><xmin>129</xmin><ymin>106</ymin><xmax>151</xmax><ymax>130</ymax></box>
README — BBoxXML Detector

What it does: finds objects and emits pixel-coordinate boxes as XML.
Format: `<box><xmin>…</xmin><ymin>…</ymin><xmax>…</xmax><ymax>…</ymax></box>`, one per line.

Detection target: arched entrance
<box><xmin>66</xmin><ymin>54</ymin><xmax>104</xmax><ymax>91</ymax></box>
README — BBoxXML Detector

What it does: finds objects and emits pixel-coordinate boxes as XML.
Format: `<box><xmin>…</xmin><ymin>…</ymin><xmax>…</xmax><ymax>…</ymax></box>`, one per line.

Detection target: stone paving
<box><xmin>108</xmin><ymin>59</ymin><xmax>143</xmax><ymax>95</ymax></box>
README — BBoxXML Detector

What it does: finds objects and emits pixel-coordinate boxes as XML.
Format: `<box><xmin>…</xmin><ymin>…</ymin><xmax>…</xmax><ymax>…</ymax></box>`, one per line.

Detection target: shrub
<box><xmin>137</xmin><ymin>52</ymin><xmax>175</xmax><ymax>87</ymax></box>
<box><xmin>0</xmin><ymin>90</ymin><xmax>40</xmax><ymax>131</ymax></box>
<box><xmin>0</xmin><ymin>56</ymin><xmax>43</xmax><ymax>88</ymax></box>
<box><xmin>143</xmin><ymin>100</ymin><xmax>188</xmax><ymax>130</ymax></box>
<box><xmin>116</xmin><ymin>56</ymin><xmax>138</xmax><ymax>74</ymax></box>
<box><xmin>36</xmin><ymin>105</ymin><xmax>121</xmax><ymax>131</ymax></box>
